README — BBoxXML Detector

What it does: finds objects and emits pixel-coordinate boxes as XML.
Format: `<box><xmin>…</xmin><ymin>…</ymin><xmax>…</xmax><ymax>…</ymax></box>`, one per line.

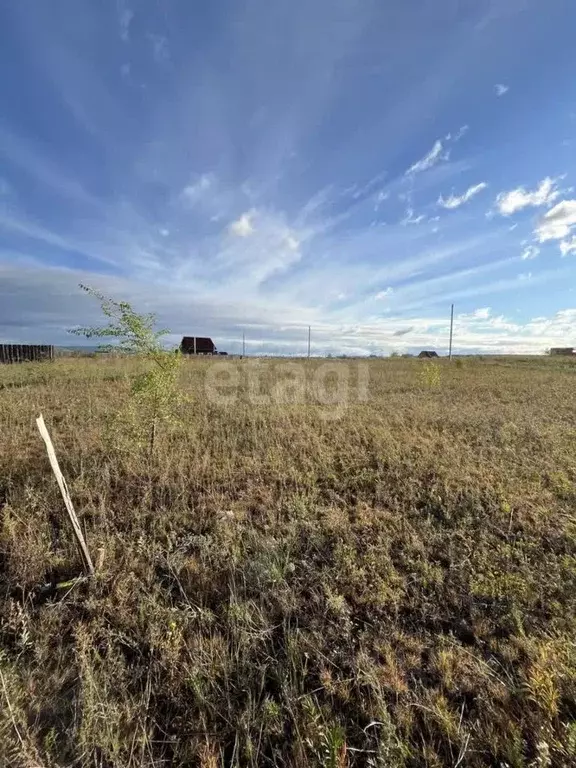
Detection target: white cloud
<box><xmin>4</xmin><ymin>261</ymin><xmax>576</xmax><ymax>356</ymax></box>
<box><xmin>406</xmin><ymin>139</ymin><xmax>448</xmax><ymax>175</ymax></box>
<box><xmin>350</xmin><ymin>173</ymin><xmax>387</xmax><ymax>200</ymax></box>
<box><xmin>495</xmin><ymin>84</ymin><xmax>509</xmax><ymax>97</ymax></box>
<box><xmin>535</xmin><ymin>200</ymin><xmax>576</xmax><ymax>243</ymax></box>
<box><xmin>519</xmin><ymin>272</ymin><xmax>532</xmax><ymax>281</ymax></box>
<box><xmin>454</xmin><ymin>125</ymin><xmax>469</xmax><ymax>141</ymax></box>
<box><xmin>438</xmin><ymin>182</ymin><xmax>487</xmax><ymax>209</ymax></box>
<box><xmin>182</xmin><ymin>174</ymin><xmax>213</xmax><ymax>204</ymax></box>
<box><xmin>229</xmin><ymin>211</ymin><xmax>255</xmax><ymax>237</ymax></box>
<box><xmin>374</xmin><ymin>190</ymin><xmax>389</xmax><ymax>210</ymax></box>
<box><xmin>374</xmin><ymin>287</ymin><xmax>393</xmax><ymax>300</ymax></box>
<box><xmin>284</xmin><ymin>233</ymin><xmax>299</xmax><ymax>251</ymax></box>
<box><xmin>216</xmin><ymin>211</ymin><xmax>304</xmax><ymax>284</ymax></box>
<box><xmin>495</xmin><ymin>177</ymin><xmax>560</xmax><ymax>216</ymax></box>
<box><xmin>118</xmin><ymin>5</ymin><xmax>133</xmax><ymax>41</ymax></box>
<box><xmin>159</xmin><ymin>228</ymin><xmax>170</xmax><ymax>237</ymax></box>
<box><xmin>560</xmin><ymin>237</ymin><xmax>576</xmax><ymax>256</ymax></box>
<box><xmin>400</xmin><ymin>208</ymin><xmax>425</xmax><ymax>226</ymax></box>
<box><xmin>148</xmin><ymin>34</ymin><xmax>170</xmax><ymax>63</ymax></box>
<box><xmin>521</xmin><ymin>245</ymin><xmax>539</xmax><ymax>260</ymax></box>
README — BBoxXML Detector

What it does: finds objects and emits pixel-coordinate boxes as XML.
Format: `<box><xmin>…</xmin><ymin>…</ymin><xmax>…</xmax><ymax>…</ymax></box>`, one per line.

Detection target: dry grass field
<box><xmin>1</xmin><ymin>355</ymin><xmax>576</xmax><ymax>767</ymax></box>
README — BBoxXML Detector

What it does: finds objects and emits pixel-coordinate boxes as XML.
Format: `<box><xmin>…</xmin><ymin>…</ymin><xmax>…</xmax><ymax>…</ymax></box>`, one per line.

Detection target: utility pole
<box><xmin>448</xmin><ymin>304</ymin><xmax>454</xmax><ymax>361</ymax></box>
<box><xmin>307</xmin><ymin>326</ymin><xmax>311</xmax><ymax>358</ymax></box>
<box><xmin>242</xmin><ymin>331</ymin><xmax>245</xmax><ymax>358</ymax></box>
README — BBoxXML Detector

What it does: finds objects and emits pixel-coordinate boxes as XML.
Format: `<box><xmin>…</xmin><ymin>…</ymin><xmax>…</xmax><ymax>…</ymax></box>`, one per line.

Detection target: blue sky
<box><xmin>1</xmin><ymin>0</ymin><xmax>576</xmax><ymax>355</ymax></box>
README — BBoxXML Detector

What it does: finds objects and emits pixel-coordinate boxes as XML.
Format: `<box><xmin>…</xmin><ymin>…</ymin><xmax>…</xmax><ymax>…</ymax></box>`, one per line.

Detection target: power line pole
<box><xmin>307</xmin><ymin>326</ymin><xmax>311</xmax><ymax>358</ymax></box>
<box><xmin>448</xmin><ymin>304</ymin><xmax>454</xmax><ymax>361</ymax></box>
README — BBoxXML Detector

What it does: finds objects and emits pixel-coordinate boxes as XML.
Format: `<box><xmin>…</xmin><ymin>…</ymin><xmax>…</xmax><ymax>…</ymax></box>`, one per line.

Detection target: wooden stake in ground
<box><xmin>36</xmin><ymin>414</ymin><xmax>95</xmax><ymax>576</ymax></box>
<box><xmin>449</xmin><ymin>303</ymin><xmax>454</xmax><ymax>361</ymax></box>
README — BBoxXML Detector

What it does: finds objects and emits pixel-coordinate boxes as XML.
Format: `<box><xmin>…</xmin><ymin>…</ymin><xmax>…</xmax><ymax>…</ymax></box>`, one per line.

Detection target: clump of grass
<box><xmin>1</xmin><ymin>355</ymin><xmax>576</xmax><ymax>766</ymax></box>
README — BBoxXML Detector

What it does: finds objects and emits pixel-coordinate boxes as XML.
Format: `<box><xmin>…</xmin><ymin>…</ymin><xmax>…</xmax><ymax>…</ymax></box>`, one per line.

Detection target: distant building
<box><xmin>180</xmin><ymin>336</ymin><xmax>217</xmax><ymax>355</ymax></box>
<box><xmin>418</xmin><ymin>350</ymin><xmax>439</xmax><ymax>358</ymax></box>
<box><xmin>550</xmin><ymin>347</ymin><xmax>574</xmax><ymax>356</ymax></box>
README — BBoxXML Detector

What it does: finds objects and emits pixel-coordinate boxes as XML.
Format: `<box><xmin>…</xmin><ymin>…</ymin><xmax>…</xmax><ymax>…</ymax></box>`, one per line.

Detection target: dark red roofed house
<box><xmin>180</xmin><ymin>337</ymin><xmax>217</xmax><ymax>355</ymax></box>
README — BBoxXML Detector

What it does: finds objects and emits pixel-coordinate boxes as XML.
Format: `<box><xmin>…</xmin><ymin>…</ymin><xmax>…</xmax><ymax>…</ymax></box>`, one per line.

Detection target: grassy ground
<box><xmin>1</xmin><ymin>355</ymin><xmax>576</xmax><ymax>767</ymax></box>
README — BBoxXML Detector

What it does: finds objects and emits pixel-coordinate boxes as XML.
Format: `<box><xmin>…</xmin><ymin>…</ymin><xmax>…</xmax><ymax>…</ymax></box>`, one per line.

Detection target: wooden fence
<box><xmin>0</xmin><ymin>344</ymin><xmax>55</xmax><ymax>364</ymax></box>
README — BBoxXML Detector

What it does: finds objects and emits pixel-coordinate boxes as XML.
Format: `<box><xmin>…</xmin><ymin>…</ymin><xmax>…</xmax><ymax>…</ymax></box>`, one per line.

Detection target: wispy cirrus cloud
<box><xmin>148</xmin><ymin>33</ymin><xmax>170</xmax><ymax>63</ymax></box>
<box><xmin>494</xmin><ymin>83</ymin><xmax>509</xmax><ymax>97</ymax></box>
<box><xmin>404</xmin><ymin>127</ymin><xmax>470</xmax><ymax>179</ymax></box>
<box><xmin>521</xmin><ymin>245</ymin><xmax>539</xmax><ymax>260</ymax></box>
<box><xmin>400</xmin><ymin>207</ymin><xmax>426</xmax><ymax>226</ymax></box>
<box><xmin>405</xmin><ymin>139</ymin><xmax>448</xmax><ymax>175</ymax></box>
<box><xmin>438</xmin><ymin>182</ymin><xmax>488</xmax><ymax>209</ymax></box>
<box><xmin>0</xmin><ymin>127</ymin><xmax>99</xmax><ymax>206</ymax></box>
<box><xmin>117</xmin><ymin>2</ymin><xmax>134</xmax><ymax>42</ymax></box>
<box><xmin>182</xmin><ymin>175</ymin><xmax>213</xmax><ymax>205</ymax></box>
